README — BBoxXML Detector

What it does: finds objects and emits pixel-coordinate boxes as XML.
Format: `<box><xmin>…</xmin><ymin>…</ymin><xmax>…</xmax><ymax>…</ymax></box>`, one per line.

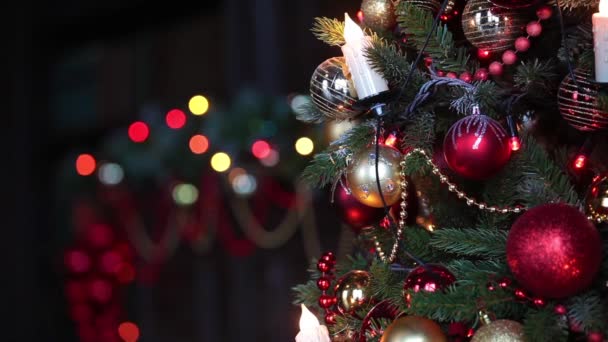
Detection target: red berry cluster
<box><xmin>486</xmin><ymin>277</ymin><xmax>547</xmax><ymax>308</ymax></box>
<box><xmin>316</xmin><ymin>251</ymin><xmax>338</xmax><ymax>325</ymax></box>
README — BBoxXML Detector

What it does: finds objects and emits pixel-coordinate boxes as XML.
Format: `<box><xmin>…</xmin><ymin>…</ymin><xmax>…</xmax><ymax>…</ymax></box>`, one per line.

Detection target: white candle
<box><xmin>295</xmin><ymin>304</ymin><xmax>331</xmax><ymax>342</ymax></box>
<box><xmin>593</xmin><ymin>0</ymin><xmax>608</xmax><ymax>82</ymax></box>
<box><xmin>341</xmin><ymin>13</ymin><xmax>389</xmax><ymax>99</ymax></box>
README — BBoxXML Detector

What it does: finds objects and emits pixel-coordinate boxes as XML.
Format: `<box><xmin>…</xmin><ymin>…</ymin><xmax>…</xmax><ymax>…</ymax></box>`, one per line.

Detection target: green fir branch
<box><xmin>295</xmin><ymin>99</ymin><xmax>326</xmax><ymax>124</ymax></box>
<box><xmin>365</xmin><ymin>37</ymin><xmax>411</xmax><ymax>86</ymax></box>
<box><xmin>446</xmin><ymin>260</ymin><xmax>508</xmax><ymax>285</ymax></box>
<box><xmin>368</xmin><ymin>261</ymin><xmax>404</xmax><ymax>308</ymax></box>
<box><xmin>516</xmin><ymin>133</ymin><xmax>581</xmax><ymax>207</ymax></box>
<box><xmin>514</xmin><ymin>59</ymin><xmax>558</xmax><ymax>96</ymax></box>
<box><xmin>567</xmin><ymin>291</ymin><xmax>608</xmax><ymax>333</ymax></box>
<box><xmin>449</xmin><ymin>81</ymin><xmax>504</xmax><ymax>119</ymax></box>
<box><xmin>311</xmin><ymin>17</ymin><xmax>345</xmax><ymax>46</ymax></box>
<box><xmin>292</xmin><ymin>280</ymin><xmax>322</xmax><ymax>307</ymax></box>
<box><xmin>558</xmin><ymin>23</ymin><xmax>593</xmax><ymax>63</ymax></box>
<box><xmin>523</xmin><ymin>306</ymin><xmax>569</xmax><ymax>342</ymax></box>
<box><xmin>396</xmin><ymin>3</ymin><xmax>469</xmax><ymax>72</ymax></box>
<box><xmin>400</xmin><ymin>111</ymin><xmax>436</xmax><ymax>150</ymax></box>
<box><xmin>429</xmin><ymin>228</ymin><xmax>508</xmax><ymax>258</ymax></box>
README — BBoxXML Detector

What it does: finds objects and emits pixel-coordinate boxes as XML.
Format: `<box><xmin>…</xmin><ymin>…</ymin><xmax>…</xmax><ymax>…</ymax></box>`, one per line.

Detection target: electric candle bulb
<box><xmin>295</xmin><ymin>304</ymin><xmax>330</xmax><ymax>342</ymax></box>
<box><xmin>341</xmin><ymin>13</ymin><xmax>389</xmax><ymax>100</ymax></box>
<box><xmin>593</xmin><ymin>0</ymin><xmax>608</xmax><ymax>82</ymax></box>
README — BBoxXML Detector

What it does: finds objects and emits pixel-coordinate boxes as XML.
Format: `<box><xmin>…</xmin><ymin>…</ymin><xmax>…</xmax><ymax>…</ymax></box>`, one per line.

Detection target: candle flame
<box><xmin>299</xmin><ymin>304</ymin><xmax>320</xmax><ymax>331</ymax></box>
<box><xmin>344</xmin><ymin>12</ymin><xmax>365</xmax><ymax>44</ymax></box>
<box><xmin>601</xmin><ymin>0</ymin><xmax>608</xmax><ymax>13</ymax></box>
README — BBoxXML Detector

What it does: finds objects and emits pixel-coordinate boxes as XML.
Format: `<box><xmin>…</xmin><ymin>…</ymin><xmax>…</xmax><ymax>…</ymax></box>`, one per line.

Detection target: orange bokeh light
<box><xmin>189</xmin><ymin>134</ymin><xmax>209</xmax><ymax>154</ymax></box>
<box><xmin>76</xmin><ymin>154</ymin><xmax>96</xmax><ymax>176</ymax></box>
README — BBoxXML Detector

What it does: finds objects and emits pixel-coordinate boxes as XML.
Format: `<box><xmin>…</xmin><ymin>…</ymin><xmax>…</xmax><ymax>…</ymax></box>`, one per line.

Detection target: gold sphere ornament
<box><xmin>310</xmin><ymin>57</ymin><xmax>362</xmax><ymax>120</ymax></box>
<box><xmin>585</xmin><ymin>174</ymin><xmax>608</xmax><ymax>223</ymax></box>
<box><xmin>471</xmin><ymin>320</ymin><xmax>525</xmax><ymax>342</ymax></box>
<box><xmin>361</xmin><ymin>0</ymin><xmax>397</xmax><ymax>30</ymax></box>
<box><xmin>334</xmin><ymin>270</ymin><xmax>372</xmax><ymax>314</ymax></box>
<box><xmin>346</xmin><ymin>144</ymin><xmax>403</xmax><ymax>208</ymax></box>
<box><xmin>557</xmin><ymin>68</ymin><xmax>608</xmax><ymax>131</ymax></box>
<box><xmin>462</xmin><ymin>0</ymin><xmax>528</xmax><ymax>53</ymax></box>
<box><xmin>325</xmin><ymin>119</ymin><xmax>359</xmax><ymax>143</ymax></box>
<box><xmin>380</xmin><ymin>316</ymin><xmax>447</xmax><ymax>342</ymax></box>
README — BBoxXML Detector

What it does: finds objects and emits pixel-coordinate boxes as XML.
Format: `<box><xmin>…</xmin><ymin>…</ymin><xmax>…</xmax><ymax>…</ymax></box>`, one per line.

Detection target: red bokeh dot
<box><xmin>65</xmin><ymin>250</ymin><xmax>91</xmax><ymax>273</ymax></box>
<box><xmin>128</xmin><ymin>122</ymin><xmax>149</xmax><ymax>143</ymax></box>
<box><xmin>251</xmin><ymin>140</ymin><xmax>271</xmax><ymax>159</ymax></box>
<box><xmin>86</xmin><ymin>224</ymin><xmax>114</xmax><ymax>249</ymax></box>
<box><xmin>189</xmin><ymin>134</ymin><xmax>209</xmax><ymax>154</ymax></box>
<box><xmin>117</xmin><ymin>263</ymin><xmax>136</xmax><ymax>284</ymax></box>
<box><xmin>76</xmin><ymin>154</ymin><xmax>96</xmax><ymax>176</ymax></box>
<box><xmin>70</xmin><ymin>303</ymin><xmax>93</xmax><ymax>322</ymax></box>
<box><xmin>166</xmin><ymin>109</ymin><xmax>186</xmax><ymax>129</ymax></box>
<box><xmin>100</xmin><ymin>250</ymin><xmax>123</xmax><ymax>274</ymax></box>
<box><xmin>118</xmin><ymin>322</ymin><xmax>140</xmax><ymax>342</ymax></box>
<box><xmin>89</xmin><ymin>278</ymin><xmax>113</xmax><ymax>303</ymax></box>
<box><xmin>65</xmin><ymin>280</ymin><xmax>88</xmax><ymax>302</ymax></box>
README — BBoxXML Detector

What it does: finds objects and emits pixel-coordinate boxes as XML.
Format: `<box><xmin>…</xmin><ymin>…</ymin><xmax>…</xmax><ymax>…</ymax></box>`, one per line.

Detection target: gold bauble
<box><xmin>361</xmin><ymin>0</ymin><xmax>397</xmax><ymax>30</ymax></box>
<box><xmin>380</xmin><ymin>316</ymin><xmax>447</xmax><ymax>342</ymax></box>
<box><xmin>471</xmin><ymin>320</ymin><xmax>525</xmax><ymax>342</ymax></box>
<box><xmin>346</xmin><ymin>145</ymin><xmax>403</xmax><ymax>208</ymax></box>
<box><xmin>585</xmin><ymin>174</ymin><xmax>608</xmax><ymax>223</ymax></box>
<box><xmin>334</xmin><ymin>270</ymin><xmax>372</xmax><ymax>314</ymax></box>
<box><xmin>462</xmin><ymin>0</ymin><xmax>528</xmax><ymax>53</ymax></box>
<box><xmin>325</xmin><ymin>119</ymin><xmax>359</xmax><ymax>143</ymax></box>
<box><xmin>310</xmin><ymin>57</ymin><xmax>361</xmax><ymax>120</ymax></box>
<box><xmin>557</xmin><ymin>68</ymin><xmax>608</xmax><ymax>131</ymax></box>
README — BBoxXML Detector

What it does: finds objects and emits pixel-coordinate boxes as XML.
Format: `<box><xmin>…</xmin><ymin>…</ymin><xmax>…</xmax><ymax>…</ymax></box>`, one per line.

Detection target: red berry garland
<box><xmin>316</xmin><ymin>251</ymin><xmax>339</xmax><ymax>325</ymax></box>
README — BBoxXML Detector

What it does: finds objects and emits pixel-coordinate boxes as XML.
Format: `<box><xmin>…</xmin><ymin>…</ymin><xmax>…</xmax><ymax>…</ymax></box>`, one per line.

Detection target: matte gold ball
<box><xmin>471</xmin><ymin>320</ymin><xmax>525</xmax><ymax>342</ymax></box>
<box><xmin>361</xmin><ymin>0</ymin><xmax>397</xmax><ymax>30</ymax></box>
<box><xmin>346</xmin><ymin>145</ymin><xmax>403</xmax><ymax>208</ymax></box>
<box><xmin>585</xmin><ymin>174</ymin><xmax>608</xmax><ymax>222</ymax></box>
<box><xmin>334</xmin><ymin>270</ymin><xmax>372</xmax><ymax>314</ymax></box>
<box><xmin>380</xmin><ymin>316</ymin><xmax>447</xmax><ymax>342</ymax></box>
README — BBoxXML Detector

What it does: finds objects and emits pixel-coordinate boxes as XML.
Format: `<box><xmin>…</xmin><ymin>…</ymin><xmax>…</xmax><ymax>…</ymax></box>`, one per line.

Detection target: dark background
<box><xmin>5</xmin><ymin>1</ymin><xmax>359</xmax><ymax>340</ymax></box>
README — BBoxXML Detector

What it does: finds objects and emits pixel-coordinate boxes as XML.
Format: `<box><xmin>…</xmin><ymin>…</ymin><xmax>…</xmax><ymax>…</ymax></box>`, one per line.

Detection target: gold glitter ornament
<box><xmin>346</xmin><ymin>144</ymin><xmax>403</xmax><ymax>208</ymax></box>
<box><xmin>471</xmin><ymin>320</ymin><xmax>525</xmax><ymax>342</ymax></box>
<box><xmin>557</xmin><ymin>68</ymin><xmax>608</xmax><ymax>131</ymax></box>
<box><xmin>380</xmin><ymin>316</ymin><xmax>447</xmax><ymax>342</ymax></box>
<box><xmin>585</xmin><ymin>174</ymin><xmax>608</xmax><ymax>223</ymax></box>
<box><xmin>462</xmin><ymin>0</ymin><xmax>528</xmax><ymax>53</ymax></box>
<box><xmin>334</xmin><ymin>270</ymin><xmax>372</xmax><ymax>314</ymax></box>
<box><xmin>361</xmin><ymin>0</ymin><xmax>398</xmax><ymax>30</ymax></box>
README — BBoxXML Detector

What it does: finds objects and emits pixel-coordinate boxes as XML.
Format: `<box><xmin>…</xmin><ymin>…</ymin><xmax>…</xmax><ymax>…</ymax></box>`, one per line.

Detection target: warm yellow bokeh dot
<box><xmin>295</xmin><ymin>137</ymin><xmax>314</xmax><ymax>156</ymax></box>
<box><xmin>189</xmin><ymin>95</ymin><xmax>210</xmax><ymax>115</ymax></box>
<box><xmin>211</xmin><ymin>152</ymin><xmax>231</xmax><ymax>172</ymax></box>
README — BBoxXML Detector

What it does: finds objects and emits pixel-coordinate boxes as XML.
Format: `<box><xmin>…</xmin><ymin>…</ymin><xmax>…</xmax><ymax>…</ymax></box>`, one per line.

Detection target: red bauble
<box><xmin>443</xmin><ymin>114</ymin><xmax>512</xmax><ymax>180</ymax></box>
<box><xmin>506</xmin><ymin>203</ymin><xmax>602</xmax><ymax>299</ymax></box>
<box><xmin>333</xmin><ymin>185</ymin><xmax>386</xmax><ymax>233</ymax></box>
<box><xmin>403</xmin><ymin>264</ymin><xmax>456</xmax><ymax>304</ymax></box>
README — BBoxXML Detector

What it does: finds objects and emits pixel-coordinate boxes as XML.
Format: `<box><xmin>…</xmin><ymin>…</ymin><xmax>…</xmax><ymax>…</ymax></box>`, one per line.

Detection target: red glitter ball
<box><xmin>506</xmin><ymin>203</ymin><xmax>602</xmax><ymax>298</ymax></box>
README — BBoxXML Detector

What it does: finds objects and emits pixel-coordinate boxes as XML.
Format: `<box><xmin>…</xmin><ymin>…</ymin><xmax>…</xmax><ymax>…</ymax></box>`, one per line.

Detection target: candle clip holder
<box><xmin>352</xmin><ymin>89</ymin><xmax>397</xmax><ymax>117</ymax></box>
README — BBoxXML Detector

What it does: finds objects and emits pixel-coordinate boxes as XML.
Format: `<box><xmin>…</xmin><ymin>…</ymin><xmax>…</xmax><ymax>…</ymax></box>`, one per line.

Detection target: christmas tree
<box><xmin>293</xmin><ymin>0</ymin><xmax>608</xmax><ymax>340</ymax></box>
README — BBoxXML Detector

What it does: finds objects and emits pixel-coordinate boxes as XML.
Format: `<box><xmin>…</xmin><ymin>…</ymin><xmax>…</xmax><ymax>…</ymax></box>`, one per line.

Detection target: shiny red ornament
<box><xmin>319</xmin><ymin>294</ymin><xmax>335</xmax><ymax>309</ymax></box>
<box><xmin>536</xmin><ymin>6</ymin><xmax>553</xmax><ymax>20</ymax></box>
<box><xmin>443</xmin><ymin>114</ymin><xmax>512</xmax><ymax>180</ymax></box>
<box><xmin>526</xmin><ymin>21</ymin><xmax>542</xmax><ymax>37</ymax></box>
<box><xmin>588</xmin><ymin>332</ymin><xmax>604</xmax><ymax>342</ymax></box>
<box><xmin>325</xmin><ymin>312</ymin><xmax>337</xmax><ymax>325</ymax></box>
<box><xmin>474</xmin><ymin>68</ymin><xmax>489</xmax><ymax>81</ymax></box>
<box><xmin>321</xmin><ymin>251</ymin><xmax>336</xmax><ymax>264</ymax></box>
<box><xmin>317</xmin><ymin>277</ymin><xmax>331</xmax><ymax>291</ymax></box>
<box><xmin>502</xmin><ymin>50</ymin><xmax>517</xmax><ymax>65</ymax></box>
<box><xmin>317</xmin><ymin>260</ymin><xmax>331</xmax><ymax>273</ymax></box>
<box><xmin>333</xmin><ymin>185</ymin><xmax>386</xmax><ymax>233</ymax></box>
<box><xmin>403</xmin><ymin>264</ymin><xmax>456</xmax><ymax>305</ymax></box>
<box><xmin>506</xmin><ymin>203</ymin><xmax>603</xmax><ymax>299</ymax></box>
<box><xmin>515</xmin><ymin>37</ymin><xmax>531</xmax><ymax>52</ymax></box>
<box><xmin>489</xmin><ymin>61</ymin><xmax>503</xmax><ymax>76</ymax></box>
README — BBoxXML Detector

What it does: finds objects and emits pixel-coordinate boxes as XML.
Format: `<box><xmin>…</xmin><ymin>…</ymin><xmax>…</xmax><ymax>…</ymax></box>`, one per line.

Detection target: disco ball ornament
<box><xmin>585</xmin><ymin>174</ymin><xmax>608</xmax><ymax>223</ymax></box>
<box><xmin>403</xmin><ymin>264</ymin><xmax>456</xmax><ymax>305</ymax></box>
<box><xmin>557</xmin><ymin>68</ymin><xmax>608</xmax><ymax>131</ymax></box>
<box><xmin>310</xmin><ymin>57</ymin><xmax>362</xmax><ymax>120</ymax></box>
<box><xmin>471</xmin><ymin>320</ymin><xmax>525</xmax><ymax>342</ymax></box>
<box><xmin>346</xmin><ymin>144</ymin><xmax>403</xmax><ymax>208</ymax></box>
<box><xmin>462</xmin><ymin>0</ymin><xmax>528</xmax><ymax>53</ymax></box>
<box><xmin>401</xmin><ymin>0</ymin><xmax>442</xmax><ymax>13</ymax></box>
<box><xmin>380</xmin><ymin>316</ymin><xmax>447</xmax><ymax>342</ymax></box>
<box><xmin>333</xmin><ymin>185</ymin><xmax>386</xmax><ymax>233</ymax></box>
<box><xmin>489</xmin><ymin>0</ymin><xmax>542</xmax><ymax>8</ymax></box>
<box><xmin>334</xmin><ymin>270</ymin><xmax>372</xmax><ymax>314</ymax></box>
<box><xmin>506</xmin><ymin>203</ymin><xmax>603</xmax><ymax>298</ymax></box>
<box><xmin>443</xmin><ymin>113</ymin><xmax>512</xmax><ymax>180</ymax></box>
<box><xmin>361</xmin><ymin>0</ymin><xmax>397</xmax><ymax>30</ymax></box>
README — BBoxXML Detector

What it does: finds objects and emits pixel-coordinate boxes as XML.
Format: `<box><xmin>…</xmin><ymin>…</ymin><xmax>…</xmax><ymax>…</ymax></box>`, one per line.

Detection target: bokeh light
<box><xmin>64</xmin><ymin>250</ymin><xmax>91</xmax><ymax>273</ymax></box>
<box><xmin>260</xmin><ymin>149</ymin><xmax>279</xmax><ymax>167</ymax></box>
<box><xmin>128</xmin><ymin>121</ymin><xmax>150</xmax><ymax>143</ymax></box>
<box><xmin>232</xmin><ymin>174</ymin><xmax>257</xmax><ymax>196</ymax></box>
<box><xmin>295</xmin><ymin>137</ymin><xmax>314</xmax><ymax>156</ymax></box>
<box><xmin>76</xmin><ymin>154</ymin><xmax>96</xmax><ymax>176</ymax></box>
<box><xmin>189</xmin><ymin>134</ymin><xmax>209</xmax><ymax>154</ymax></box>
<box><xmin>211</xmin><ymin>152</ymin><xmax>231</xmax><ymax>172</ymax></box>
<box><xmin>172</xmin><ymin>183</ymin><xmax>199</xmax><ymax>206</ymax></box>
<box><xmin>188</xmin><ymin>95</ymin><xmax>210</xmax><ymax>115</ymax></box>
<box><xmin>86</xmin><ymin>224</ymin><xmax>114</xmax><ymax>249</ymax></box>
<box><xmin>118</xmin><ymin>322</ymin><xmax>140</xmax><ymax>342</ymax></box>
<box><xmin>117</xmin><ymin>263</ymin><xmax>136</xmax><ymax>284</ymax></box>
<box><xmin>251</xmin><ymin>140</ymin><xmax>271</xmax><ymax>159</ymax></box>
<box><xmin>228</xmin><ymin>167</ymin><xmax>246</xmax><ymax>183</ymax></box>
<box><xmin>89</xmin><ymin>278</ymin><xmax>113</xmax><ymax>303</ymax></box>
<box><xmin>100</xmin><ymin>250</ymin><xmax>123</xmax><ymax>274</ymax></box>
<box><xmin>289</xmin><ymin>94</ymin><xmax>309</xmax><ymax>115</ymax></box>
<box><xmin>98</xmin><ymin>163</ymin><xmax>124</xmax><ymax>185</ymax></box>
<box><xmin>166</xmin><ymin>109</ymin><xmax>187</xmax><ymax>129</ymax></box>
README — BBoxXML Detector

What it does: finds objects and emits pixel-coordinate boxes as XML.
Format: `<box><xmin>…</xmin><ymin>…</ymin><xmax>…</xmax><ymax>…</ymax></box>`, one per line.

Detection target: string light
<box><xmin>506</xmin><ymin>115</ymin><xmax>521</xmax><ymax>152</ymax></box>
<box><xmin>76</xmin><ymin>154</ymin><xmax>96</xmax><ymax>176</ymax></box>
<box><xmin>232</xmin><ymin>173</ymin><xmax>258</xmax><ymax>196</ymax></box>
<box><xmin>295</xmin><ymin>137</ymin><xmax>314</xmax><ymax>156</ymax></box>
<box><xmin>118</xmin><ymin>322</ymin><xmax>140</xmax><ymax>342</ymax></box>
<box><xmin>260</xmin><ymin>149</ymin><xmax>280</xmax><ymax>167</ymax></box>
<box><xmin>189</xmin><ymin>134</ymin><xmax>209</xmax><ymax>154</ymax></box>
<box><xmin>172</xmin><ymin>183</ymin><xmax>199</xmax><ymax>206</ymax></box>
<box><xmin>188</xmin><ymin>95</ymin><xmax>210</xmax><ymax>115</ymax></box>
<box><xmin>166</xmin><ymin>109</ymin><xmax>187</xmax><ymax>129</ymax></box>
<box><xmin>251</xmin><ymin>140</ymin><xmax>271</xmax><ymax>159</ymax></box>
<box><xmin>573</xmin><ymin>137</ymin><xmax>593</xmax><ymax>170</ymax></box>
<box><xmin>211</xmin><ymin>152</ymin><xmax>231</xmax><ymax>172</ymax></box>
<box><xmin>98</xmin><ymin>163</ymin><xmax>124</xmax><ymax>185</ymax></box>
<box><xmin>128</xmin><ymin>121</ymin><xmax>150</xmax><ymax>143</ymax></box>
